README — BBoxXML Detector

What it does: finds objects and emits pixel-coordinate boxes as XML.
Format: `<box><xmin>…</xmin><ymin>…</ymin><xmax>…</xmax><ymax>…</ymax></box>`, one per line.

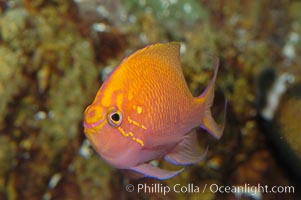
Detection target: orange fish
<box><xmin>84</xmin><ymin>43</ymin><xmax>225</xmax><ymax>179</ymax></box>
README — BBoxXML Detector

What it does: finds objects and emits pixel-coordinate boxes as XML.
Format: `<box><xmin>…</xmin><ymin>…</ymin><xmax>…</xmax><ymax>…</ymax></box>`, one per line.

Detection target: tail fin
<box><xmin>198</xmin><ymin>59</ymin><xmax>226</xmax><ymax>139</ymax></box>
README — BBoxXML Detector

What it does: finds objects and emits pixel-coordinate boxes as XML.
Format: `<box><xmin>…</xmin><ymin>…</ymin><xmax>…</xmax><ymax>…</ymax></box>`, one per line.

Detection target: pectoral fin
<box><xmin>130</xmin><ymin>163</ymin><xmax>184</xmax><ymax>180</ymax></box>
<box><xmin>164</xmin><ymin>129</ymin><xmax>208</xmax><ymax>166</ymax></box>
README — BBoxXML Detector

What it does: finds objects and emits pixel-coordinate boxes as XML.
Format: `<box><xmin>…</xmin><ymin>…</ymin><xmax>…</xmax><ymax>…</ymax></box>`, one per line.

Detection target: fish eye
<box><xmin>107</xmin><ymin>110</ymin><xmax>122</xmax><ymax>127</ymax></box>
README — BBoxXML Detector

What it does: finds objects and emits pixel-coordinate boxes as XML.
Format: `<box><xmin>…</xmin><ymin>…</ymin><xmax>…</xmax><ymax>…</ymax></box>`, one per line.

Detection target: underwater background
<box><xmin>0</xmin><ymin>0</ymin><xmax>300</xmax><ymax>199</ymax></box>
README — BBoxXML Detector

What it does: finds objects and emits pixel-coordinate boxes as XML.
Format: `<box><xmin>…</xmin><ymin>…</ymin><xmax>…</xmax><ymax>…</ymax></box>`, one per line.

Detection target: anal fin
<box><xmin>164</xmin><ymin>129</ymin><xmax>208</xmax><ymax>166</ymax></box>
<box><xmin>130</xmin><ymin>163</ymin><xmax>183</xmax><ymax>180</ymax></box>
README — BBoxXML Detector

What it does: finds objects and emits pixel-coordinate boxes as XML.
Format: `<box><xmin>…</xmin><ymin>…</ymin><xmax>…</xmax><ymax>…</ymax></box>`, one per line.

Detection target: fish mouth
<box><xmin>84</xmin><ymin>125</ymin><xmax>112</xmax><ymax>156</ymax></box>
<box><xmin>83</xmin><ymin>104</ymin><xmax>107</xmax><ymax>152</ymax></box>
<box><xmin>83</xmin><ymin>119</ymin><xmax>107</xmax><ymax>150</ymax></box>
<box><xmin>83</xmin><ymin>119</ymin><xmax>103</xmax><ymax>129</ymax></box>
<box><xmin>84</xmin><ymin>128</ymin><xmax>101</xmax><ymax>151</ymax></box>
<box><xmin>84</xmin><ymin>126</ymin><xmax>135</xmax><ymax>168</ymax></box>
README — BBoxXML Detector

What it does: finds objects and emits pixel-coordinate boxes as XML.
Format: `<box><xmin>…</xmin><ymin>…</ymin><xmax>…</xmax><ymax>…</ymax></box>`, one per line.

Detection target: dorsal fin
<box><xmin>124</xmin><ymin>42</ymin><xmax>183</xmax><ymax>74</ymax></box>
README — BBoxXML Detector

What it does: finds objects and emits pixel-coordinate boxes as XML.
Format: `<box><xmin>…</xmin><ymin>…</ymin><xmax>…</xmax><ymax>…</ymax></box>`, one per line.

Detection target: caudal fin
<box><xmin>198</xmin><ymin>59</ymin><xmax>226</xmax><ymax>139</ymax></box>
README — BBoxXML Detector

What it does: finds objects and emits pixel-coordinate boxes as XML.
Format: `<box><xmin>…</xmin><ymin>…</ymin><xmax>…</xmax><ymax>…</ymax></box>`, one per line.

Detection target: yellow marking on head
<box><xmin>101</xmin><ymin>98</ymin><xmax>109</xmax><ymax>107</ymax></box>
<box><xmin>95</xmin><ymin>120</ymin><xmax>107</xmax><ymax>131</ymax></box>
<box><xmin>136</xmin><ymin>106</ymin><xmax>142</xmax><ymax>114</ymax></box>
<box><xmin>101</xmin><ymin>90</ymin><xmax>113</xmax><ymax>107</ymax></box>
<box><xmin>128</xmin><ymin>92</ymin><xmax>134</xmax><ymax>101</ymax></box>
<box><xmin>127</xmin><ymin>116</ymin><xmax>148</xmax><ymax>130</ymax></box>
<box><xmin>85</xmin><ymin>120</ymin><xmax>107</xmax><ymax>135</ymax></box>
<box><xmin>84</xmin><ymin>105</ymin><xmax>103</xmax><ymax>124</ymax></box>
<box><xmin>127</xmin><ymin>116</ymin><xmax>140</xmax><ymax>127</ymax></box>
<box><xmin>117</xmin><ymin>127</ymin><xmax>144</xmax><ymax>147</ymax></box>
<box><xmin>119</xmin><ymin>127</ymin><xmax>134</xmax><ymax>137</ymax></box>
<box><xmin>133</xmin><ymin>138</ymin><xmax>144</xmax><ymax>147</ymax></box>
<box><xmin>116</xmin><ymin>93</ymin><xmax>124</xmax><ymax>109</ymax></box>
<box><xmin>84</xmin><ymin>105</ymin><xmax>108</xmax><ymax>133</ymax></box>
